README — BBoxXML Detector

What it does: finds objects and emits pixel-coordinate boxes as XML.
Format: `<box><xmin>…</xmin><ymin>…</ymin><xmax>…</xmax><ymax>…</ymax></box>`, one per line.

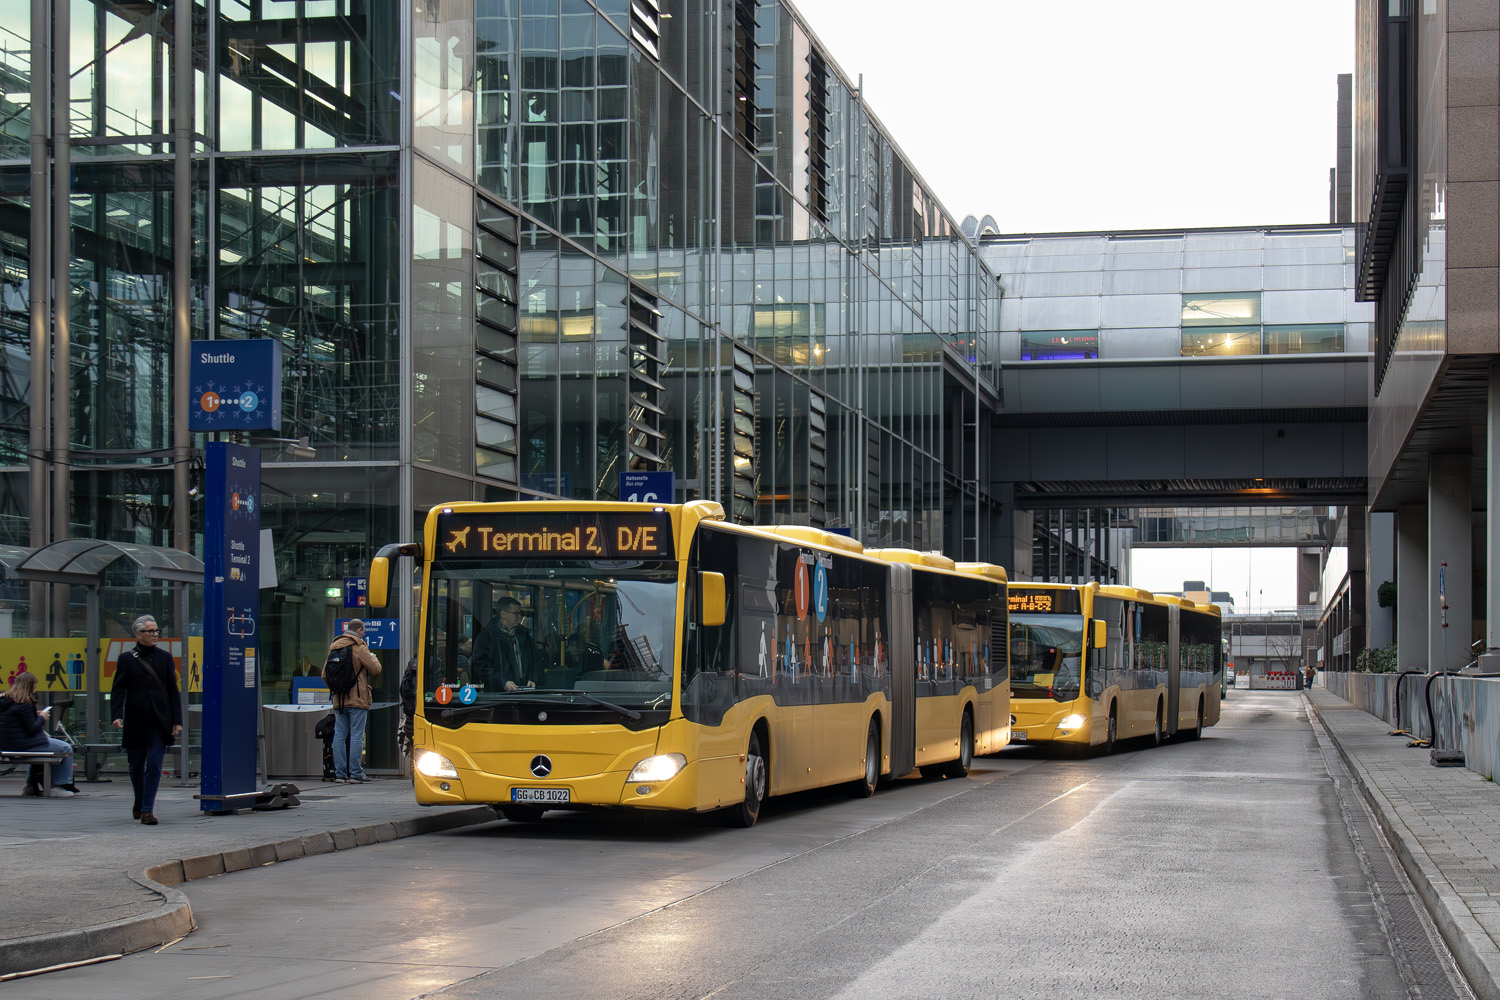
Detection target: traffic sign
<box><xmin>344</xmin><ymin>576</ymin><xmax>368</xmax><ymax>608</ymax></box>
<box><xmin>620</xmin><ymin>471</ymin><xmax>674</xmax><ymax>503</ymax></box>
<box><xmin>337</xmin><ymin>618</ymin><xmax>399</xmax><ymax>649</ymax></box>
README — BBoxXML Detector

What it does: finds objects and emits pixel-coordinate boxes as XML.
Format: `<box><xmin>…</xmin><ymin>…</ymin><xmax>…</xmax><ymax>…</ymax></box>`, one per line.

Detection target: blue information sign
<box><xmin>202</xmin><ymin>441</ymin><xmax>262</xmax><ymax>810</ymax></box>
<box><xmin>189</xmin><ymin>339</ymin><xmax>283</xmax><ymax>431</ymax></box>
<box><xmin>619</xmin><ymin>470</ymin><xmax>675</xmax><ymax>503</ymax></box>
<box><xmin>813</xmin><ymin>561</ymin><xmax>829</xmax><ymax>623</ymax></box>
<box><xmin>337</xmin><ymin>617</ymin><xmax>400</xmax><ymax>649</ymax></box>
<box><xmin>344</xmin><ymin>576</ymin><xmax>368</xmax><ymax>608</ymax></box>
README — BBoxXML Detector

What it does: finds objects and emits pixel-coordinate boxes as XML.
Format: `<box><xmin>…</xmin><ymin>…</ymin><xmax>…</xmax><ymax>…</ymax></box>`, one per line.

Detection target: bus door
<box><xmin>1166</xmin><ymin>604</ymin><xmax>1181</xmax><ymax>736</ymax></box>
<box><xmin>887</xmin><ymin>562</ymin><xmax>915</xmax><ymax>778</ymax></box>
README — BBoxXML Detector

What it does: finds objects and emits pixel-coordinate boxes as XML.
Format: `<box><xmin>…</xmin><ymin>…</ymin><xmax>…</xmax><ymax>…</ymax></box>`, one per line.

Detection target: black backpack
<box><xmin>324</xmin><ymin>644</ymin><xmax>359</xmax><ymax>696</ymax></box>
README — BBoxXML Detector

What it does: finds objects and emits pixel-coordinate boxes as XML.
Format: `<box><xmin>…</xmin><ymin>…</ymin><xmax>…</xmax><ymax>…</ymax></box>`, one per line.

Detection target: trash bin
<box><xmin>262</xmin><ymin>704</ymin><xmax>331</xmax><ymax>777</ymax></box>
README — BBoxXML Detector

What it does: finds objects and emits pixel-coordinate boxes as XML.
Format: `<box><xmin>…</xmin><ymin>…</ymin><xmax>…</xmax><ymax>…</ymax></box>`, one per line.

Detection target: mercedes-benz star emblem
<box><xmin>529</xmin><ymin>755</ymin><xmax>553</xmax><ymax>778</ymax></box>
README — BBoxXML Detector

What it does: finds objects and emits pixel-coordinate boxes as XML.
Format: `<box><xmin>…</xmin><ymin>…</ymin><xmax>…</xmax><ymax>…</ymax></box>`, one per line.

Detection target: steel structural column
<box><xmin>50</xmin><ymin>0</ymin><xmax>71</xmax><ymax>639</ymax></box>
<box><xmin>28</xmin><ymin>0</ymin><xmax>50</xmax><ymax>636</ymax></box>
<box><xmin>1428</xmin><ymin>456</ymin><xmax>1472</xmax><ymax>672</ymax></box>
<box><xmin>1396</xmin><ymin>505</ymin><xmax>1426</xmax><ymax>670</ymax></box>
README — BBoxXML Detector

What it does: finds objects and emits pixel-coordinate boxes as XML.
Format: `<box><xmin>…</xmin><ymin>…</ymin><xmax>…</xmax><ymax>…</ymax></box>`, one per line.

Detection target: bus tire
<box><xmin>1184</xmin><ymin>697</ymin><xmax>1205</xmax><ymax>740</ymax></box>
<box><xmin>1099</xmin><ymin>704</ymin><xmax>1117</xmax><ymax>756</ymax></box>
<box><xmin>942</xmin><ymin>710</ymin><xmax>974</xmax><ymax>778</ymax></box>
<box><xmin>725</xmin><ymin>730</ymin><xmax>768</xmax><ymax>828</ymax></box>
<box><xmin>852</xmin><ymin>718</ymin><xmax>880</xmax><ymax>797</ymax></box>
<box><xmin>498</xmin><ymin>805</ymin><xmax>544</xmax><ymax>823</ymax></box>
<box><xmin>1151</xmin><ymin>702</ymin><xmax>1164</xmax><ymax>748</ymax></box>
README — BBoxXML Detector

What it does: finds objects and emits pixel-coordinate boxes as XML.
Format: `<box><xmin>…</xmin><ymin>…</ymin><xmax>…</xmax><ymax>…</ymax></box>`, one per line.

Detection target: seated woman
<box><xmin>1</xmin><ymin>671</ymin><xmax>79</xmax><ymax>797</ymax></box>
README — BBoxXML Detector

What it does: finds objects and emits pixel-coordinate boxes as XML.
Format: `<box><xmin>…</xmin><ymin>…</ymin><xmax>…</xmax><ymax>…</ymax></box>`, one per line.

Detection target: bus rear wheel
<box><xmin>1184</xmin><ymin>697</ymin><xmax>1205</xmax><ymax>740</ymax></box>
<box><xmin>943</xmin><ymin>712</ymin><xmax>974</xmax><ymax>778</ymax></box>
<box><xmin>1151</xmin><ymin>702</ymin><xmax>1164</xmax><ymax>747</ymax></box>
<box><xmin>725</xmin><ymin>731</ymin><xmax>768</xmax><ymax>827</ymax></box>
<box><xmin>852</xmin><ymin>719</ymin><xmax>880</xmax><ymax>797</ymax></box>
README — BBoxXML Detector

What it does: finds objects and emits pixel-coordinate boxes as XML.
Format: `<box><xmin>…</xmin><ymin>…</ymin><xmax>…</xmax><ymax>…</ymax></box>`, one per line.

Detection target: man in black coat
<box><xmin>470</xmin><ymin>597</ymin><xmax>538</xmax><ymax>692</ymax></box>
<box><xmin>110</xmin><ymin>615</ymin><xmax>182</xmax><ymax>825</ymax></box>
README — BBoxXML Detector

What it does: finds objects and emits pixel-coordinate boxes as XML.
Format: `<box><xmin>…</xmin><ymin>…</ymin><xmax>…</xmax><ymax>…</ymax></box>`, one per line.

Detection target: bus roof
<box><xmin>738</xmin><ymin>524</ymin><xmax>865</xmax><ymax>554</ymax></box>
<box><xmin>864</xmin><ymin>548</ymin><xmax>957</xmax><ymax>570</ymax></box>
<box><xmin>955</xmin><ymin>561</ymin><xmax>1008</xmax><ymax>583</ymax></box>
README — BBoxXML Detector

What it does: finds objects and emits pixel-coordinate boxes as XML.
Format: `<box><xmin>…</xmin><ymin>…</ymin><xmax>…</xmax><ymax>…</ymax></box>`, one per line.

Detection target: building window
<box><xmin>807</xmin><ymin>49</ymin><xmax>830</xmax><ymax>223</ymax></box>
<box><xmin>1181</xmin><ymin>327</ymin><xmax>1263</xmax><ymax>357</ymax></box>
<box><xmin>475</xmin><ymin>198</ymin><xmax>520</xmax><ymax>481</ymax></box>
<box><xmin>1181</xmin><ymin>293</ymin><xmax>1261</xmax><ymax>327</ymax></box>
<box><xmin>626</xmin><ymin>286</ymin><xmax>667</xmax><ymax>469</ymax></box>
<box><xmin>630</xmin><ymin>0</ymin><xmax>662</xmax><ymax>59</ymax></box>
<box><xmin>731</xmin><ymin>0</ymin><xmax>758</xmax><ymax>152</ymax></box>
<box><xmin>1264</xmin><ymin>324</ymin><xmax>1344</xmax><ymax>355</ymax></box>
<box><xmin>1019</xmin><ymin>331</ymin><xmax>1098</xmax><ymax>361</ymax></box>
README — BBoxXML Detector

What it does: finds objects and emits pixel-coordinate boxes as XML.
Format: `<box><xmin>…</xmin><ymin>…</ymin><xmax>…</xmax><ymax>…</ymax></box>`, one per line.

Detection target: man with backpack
<box><xmin>322</xmin><ymin>619</ymin><xmax>382</xmax><ymax>783</ymax></box>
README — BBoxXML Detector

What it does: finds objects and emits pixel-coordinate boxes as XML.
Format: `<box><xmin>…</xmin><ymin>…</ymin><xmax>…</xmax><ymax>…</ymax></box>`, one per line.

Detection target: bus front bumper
<box><xmin>413</xmin><ymin>751</ymin><xmax>721</xmax><ymax>812</ymax></box>
<box><xmin>1010</xmin><ymin>709</ymin><xmax>1093</xmax><ymax>745</ymax></box>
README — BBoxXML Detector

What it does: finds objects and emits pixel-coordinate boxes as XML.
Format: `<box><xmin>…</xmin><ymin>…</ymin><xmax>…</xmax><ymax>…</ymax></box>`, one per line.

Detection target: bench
<box><xmin>1</xmin><ymin>750</ymin><xmax>69</xmax><ymax>796</ymax></box>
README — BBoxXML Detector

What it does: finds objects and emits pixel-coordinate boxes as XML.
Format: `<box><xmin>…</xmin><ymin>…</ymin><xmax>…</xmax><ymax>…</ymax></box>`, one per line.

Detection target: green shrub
<box><xmin>1354</xmin><ymin>645</ymin><xmax>1399</xmax><ymax>673</ymax></box>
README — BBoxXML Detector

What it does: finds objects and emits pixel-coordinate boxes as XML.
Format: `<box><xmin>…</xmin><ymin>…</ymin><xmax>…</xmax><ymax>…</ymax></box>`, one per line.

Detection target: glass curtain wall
<box><xmin>466</xmin><ymin>0</ymin><xmax>999</xmax><ymax>547</ymax></box>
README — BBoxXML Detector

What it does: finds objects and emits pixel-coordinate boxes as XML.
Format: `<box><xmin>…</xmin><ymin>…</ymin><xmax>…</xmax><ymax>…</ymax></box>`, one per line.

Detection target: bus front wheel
<box><xmin>725</xmin><ymin>731</ymin><xmax>768</xmax><ymax>827</ymax></box>
<box><xmin>1151</xmin><ymin>703</ymin><xmax>1164</xmax><ymax>748</ymax></box>
<box><xmin>1099</xmin><ymin>705</ymin><xmax>1117</xmax><ymax>756</ymax></box>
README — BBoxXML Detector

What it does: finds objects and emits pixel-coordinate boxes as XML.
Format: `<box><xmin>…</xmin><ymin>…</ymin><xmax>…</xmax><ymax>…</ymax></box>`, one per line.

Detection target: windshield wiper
<box><xmin>438</xmin><ymin>704</ymin><xmax>495</xmax><ymax>722</ymax></box>
<box><xmin>528</xmin><ymin>688</ymin><xmax>642</xmax><ymax>720</ymax></box>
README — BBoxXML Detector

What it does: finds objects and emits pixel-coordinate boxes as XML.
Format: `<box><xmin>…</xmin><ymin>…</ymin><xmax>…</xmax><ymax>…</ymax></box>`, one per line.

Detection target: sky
<box><xmin>786</xmin><ymin>1</ymin><xmax>1354</xmax><ymax>606</ymax></box>
<box><xmin>1130</xmin><ymin>548</ymin><xmax>1301</xmax><ymax>614</ymax></box>
<box><xmin>785</xmin><ymin>0</ymin><xmax>1357</xmax><ymax>234</ymax></box>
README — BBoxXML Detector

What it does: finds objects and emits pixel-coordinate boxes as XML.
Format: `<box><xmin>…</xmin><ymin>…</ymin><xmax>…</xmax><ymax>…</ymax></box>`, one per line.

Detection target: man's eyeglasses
<box><xmin>137</xmin><ymin>628</ymin><xmax>160</xmax><ymax>634</ymax></box>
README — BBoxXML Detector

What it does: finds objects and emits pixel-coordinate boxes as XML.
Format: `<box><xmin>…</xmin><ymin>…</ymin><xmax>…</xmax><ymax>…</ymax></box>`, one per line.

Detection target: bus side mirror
<box><xmin>700</xmin><ymin>571</ymin><xmax>726</xmax><ymax>627</ymax></box>
<box><xmin>369</xmin><ymin>542</ymin><xmax>423</xmax><ymax>609</ymax></box>
<box><xmin>369</xmin><ymin>557</ymin><xmax>391</xmax><ymax>608</ymax></box>
<box><xmin>1093</xmin><ymin>620</ymin><xmax>1107</xmax><ymax>649</ymax></box>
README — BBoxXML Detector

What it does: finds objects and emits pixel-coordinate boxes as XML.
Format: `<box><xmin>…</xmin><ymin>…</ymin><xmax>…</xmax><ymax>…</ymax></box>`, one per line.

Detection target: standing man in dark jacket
<box><xmin>111</xmin><ymin>615</ymin><xmax>182</xmax><ymax>825</ymax></box>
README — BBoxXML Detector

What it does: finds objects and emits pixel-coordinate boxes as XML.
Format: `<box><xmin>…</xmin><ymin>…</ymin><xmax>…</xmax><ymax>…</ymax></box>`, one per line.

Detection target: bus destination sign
<box><xmin>435</xmin><ymin>511</ymin><xmax>675</xmax><ymax>561</ymax></box>
<box><xmin>1008</xmin><ymin>588</ymin><xmax>1081</xmax><ymax>615</ymax></box>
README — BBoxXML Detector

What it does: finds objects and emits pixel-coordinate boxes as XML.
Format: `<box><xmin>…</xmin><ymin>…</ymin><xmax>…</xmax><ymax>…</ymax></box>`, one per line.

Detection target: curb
<box><xmin>1307</xmin><ymin>695</ymin><xmax>1500</xmax><ymax>1000</ymax></box>
<box><xmin>0</xmin><ymin>804</ymin><xmax>495</xmax><ymax>978</ymax></box>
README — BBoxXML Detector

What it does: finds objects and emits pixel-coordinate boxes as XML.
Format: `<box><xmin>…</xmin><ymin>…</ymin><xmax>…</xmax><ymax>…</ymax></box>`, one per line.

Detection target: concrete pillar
<box><xmin>1428</xmin><ymin>455</ymin><xmax>1472</xmax><ymax>672</ymax></box>
<box><xmin>1486</xmin><ymin>364</ymin><xmax>1500</xmax><ymax>659</ymax></box>
<box><xmin>1397</xmin><ymin>505</ymin><xmax>1426</xmax><ymax>670</ymax></box>
<box><xmin>1368</xmin><ymin>511</ymin><xmax>1395</xmax><ymax>649</ymax></box>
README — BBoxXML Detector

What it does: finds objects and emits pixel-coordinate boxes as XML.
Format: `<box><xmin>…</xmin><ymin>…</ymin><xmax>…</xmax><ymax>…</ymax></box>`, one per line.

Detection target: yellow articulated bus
<box><xmin>370</xmin><ymin>500</ymin><xmax>1010</xmax><ymax>827</ymax></box>
<box><xmin>1007</xmin><ymin>582</ymin><xmax>1222</xmax><ymax>753</ymax></box>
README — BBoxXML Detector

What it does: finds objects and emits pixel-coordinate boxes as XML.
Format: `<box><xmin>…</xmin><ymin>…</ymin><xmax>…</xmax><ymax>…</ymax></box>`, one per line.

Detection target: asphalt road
<box><xmin>31</xmin><ymin>691</ymin><xmax>1466</xmax><ymax>1000</ymax></box>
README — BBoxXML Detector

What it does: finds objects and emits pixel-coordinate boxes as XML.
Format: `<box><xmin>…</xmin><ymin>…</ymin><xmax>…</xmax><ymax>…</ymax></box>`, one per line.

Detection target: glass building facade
<box><xmin>4</xmin><ymin>0</ymin><xmax>1003</xmax><ymax>763</ymax></box>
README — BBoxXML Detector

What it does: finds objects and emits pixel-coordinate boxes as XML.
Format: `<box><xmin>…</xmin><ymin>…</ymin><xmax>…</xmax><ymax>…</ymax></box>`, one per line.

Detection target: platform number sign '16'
<box><xmin>620</xmin><ymin>471</ymin><xmax>674</xmax><ymax>503</ymax></box>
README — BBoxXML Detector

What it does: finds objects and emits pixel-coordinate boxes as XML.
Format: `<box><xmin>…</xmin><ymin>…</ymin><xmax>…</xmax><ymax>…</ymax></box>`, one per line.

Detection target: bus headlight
<box><xmin>628</xmin><ymin>753</ymin><xmax>686</xmax><ymax>783</ymax></box>
<box><xmin>1058</xmin><ymin>714</ymin><xmax>1087</xmax><ymax>731</ymax></box>
<box><xmin>416</xmin><ymin>751</ymin><xmax>458</xmax><ymax>778</ymax></box>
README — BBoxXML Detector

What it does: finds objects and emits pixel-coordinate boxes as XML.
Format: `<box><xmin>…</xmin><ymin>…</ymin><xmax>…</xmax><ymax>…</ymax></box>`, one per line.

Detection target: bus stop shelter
<box><xmin>11</xmin><ymin>539</ymin><xmax>203</xmax><ymax>779</ymax></box>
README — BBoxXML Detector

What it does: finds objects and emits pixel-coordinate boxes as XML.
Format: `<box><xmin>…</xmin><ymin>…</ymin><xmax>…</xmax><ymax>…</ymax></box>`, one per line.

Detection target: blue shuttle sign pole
<box><xmin>201</xmin><ymin>441</ymin><xmax>262</xmax><ymax>811</ymax></box>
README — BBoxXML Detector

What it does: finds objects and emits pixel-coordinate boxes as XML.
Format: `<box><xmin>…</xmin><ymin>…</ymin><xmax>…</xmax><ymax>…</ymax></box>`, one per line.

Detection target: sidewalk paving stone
<box><xmin>1309</xmin><ymin>686</ymin><xmax>1500</xmax><ymax>1000</ymax></box>
<box><xmin>0</xmin><ymin>770</ymin><xmax>494</xmax><ymax>978</ymax></box>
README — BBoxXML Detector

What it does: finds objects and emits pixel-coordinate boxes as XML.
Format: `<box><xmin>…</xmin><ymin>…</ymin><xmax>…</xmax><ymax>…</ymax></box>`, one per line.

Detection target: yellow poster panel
<box><xmin>0</xmin><ymin>638</ymin><xmax>204</xmax><ymax>694</ymax></box>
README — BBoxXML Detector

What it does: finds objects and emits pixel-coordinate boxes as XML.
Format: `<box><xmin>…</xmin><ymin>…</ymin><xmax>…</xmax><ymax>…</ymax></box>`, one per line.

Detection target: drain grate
<box><xmin>1311</xmin><ymin>713</ymin><xmax>1474</xmax><ymax>1000</ymax></box>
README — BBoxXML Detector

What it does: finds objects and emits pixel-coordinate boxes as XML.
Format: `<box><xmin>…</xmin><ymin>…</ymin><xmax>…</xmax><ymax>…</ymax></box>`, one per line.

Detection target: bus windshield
<box><xmin>1010</xmin><ymin>614</ymin><xmax>1084</xmax><ymax>701</ymax></box>
<box><xmin>421</xmin><ymin>558</ymin><xmax>678</xmax><ymax>724</ymax></box>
